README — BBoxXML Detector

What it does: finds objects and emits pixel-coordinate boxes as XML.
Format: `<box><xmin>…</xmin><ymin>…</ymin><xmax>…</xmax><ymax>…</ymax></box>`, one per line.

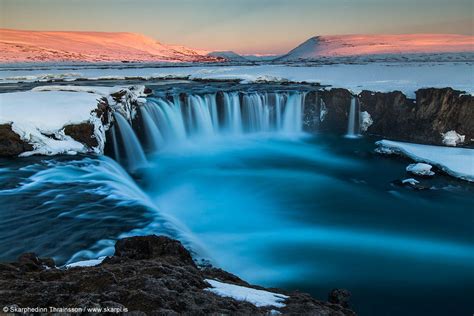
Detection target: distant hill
<box><xmin>0</xmin><ymin>29</ymin><xmax>221</xmax><ymax>63</ymax></box>
<box><xmin>207</xmin><ymin>51</ymin><xmax>249</xmax><ymax>62</ymax></box>
<box><xmin>278</xmin><ymin>34</ymin><xmax>474</xmax><ymax>61</ymax></box>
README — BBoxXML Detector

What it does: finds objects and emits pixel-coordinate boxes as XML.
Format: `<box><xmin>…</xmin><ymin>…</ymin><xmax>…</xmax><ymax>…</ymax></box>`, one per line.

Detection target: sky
<box><xmin>1</xmin><ymin>0</ymin><xmax>472</xmax><ymax>54</ymax></box>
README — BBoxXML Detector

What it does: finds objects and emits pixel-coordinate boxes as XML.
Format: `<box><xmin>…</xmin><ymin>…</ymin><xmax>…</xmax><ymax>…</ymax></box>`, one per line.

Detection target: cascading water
<box><xmin>110</xmin><ymin>90</ymin><xmax>308</xmax><ymax>166</ymax></box>
<box><xmin>346</xmin><ymin>96</ymin><xmax>361</xmax><ymax>138</ymax></box>
<box><xmin>113</xmin><ymin>112</ymin><xmax>148</xmax><ymax>170</ymax></box>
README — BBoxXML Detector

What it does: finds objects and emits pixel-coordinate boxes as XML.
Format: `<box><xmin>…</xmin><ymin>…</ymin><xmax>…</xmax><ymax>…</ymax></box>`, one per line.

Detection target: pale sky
<box><xmin>1</xmin><ymin>0</ymin><xmax>472</xmax><ymax>54</ymax></box>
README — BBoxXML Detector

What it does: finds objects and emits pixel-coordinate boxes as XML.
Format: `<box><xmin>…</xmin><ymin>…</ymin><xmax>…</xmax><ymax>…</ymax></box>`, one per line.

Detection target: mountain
<box><xmin>206</xmin><ymin>51</ymin><xmax>249</xmax><ymax>62</ymax></box>
<box><xmin>0</xmin><ymin>29</ymin><xmax>221</xmax><ymax>63</ymax></box>
<box><xmin>278</xmin><ymin>34</ymin><xmax>474</xmax><ymax>61</ymax></box>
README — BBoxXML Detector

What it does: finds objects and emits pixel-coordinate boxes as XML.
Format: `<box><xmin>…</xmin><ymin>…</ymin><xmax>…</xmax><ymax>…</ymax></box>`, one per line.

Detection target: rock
<box><xmin>328</xmin><ymin>288</ymin><xmax>351</xmax><ymax>307</ymax></box>
<box><xmin>320</xmin><ymin>89</ymin><xmax>353</xmax><ymax>132</ymax></box>
<box><xmin>17</xmin><ymin>253</ymin><xmax>55</xmax><ymax>272</ymax></box>
<box><xmin>110</xmin><ymin>235</ymin><xmax>195</xmax><ymax>266</ymax></box>
<box><xmin>63</xmin><ymin>123</ymin><xmax>98</xmax><ymax>149</ymax></box>
<box><xmin>0</xmin><ymin>123</ymin><xmax>33</xmax><ymax>157</ymax></box>
<box><xmin>359</xmin><ymin>88</ymin><xmax>474</xmax><ymax>146</ymax></box>
<box><xmin>0</xmin><ymin>235</ymin><xmax>355</xmax><ymax>316</ymax></box>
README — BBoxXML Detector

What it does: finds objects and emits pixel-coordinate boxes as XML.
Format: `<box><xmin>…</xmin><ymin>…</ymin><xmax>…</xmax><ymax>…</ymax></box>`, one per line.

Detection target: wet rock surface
<box><xmin>359</xmin><ymin>88</ymin><xmax>474</xmax><ymax>146</ymax></box>
<box><xmin>0</xmin><ymin>123</ymin><xmax>33</xmax><ymax>157</ymax></box>
<box><xmin>0</xmin><ymin>235</ymin><xmax>355</xmax><ymax>315</ymax></box>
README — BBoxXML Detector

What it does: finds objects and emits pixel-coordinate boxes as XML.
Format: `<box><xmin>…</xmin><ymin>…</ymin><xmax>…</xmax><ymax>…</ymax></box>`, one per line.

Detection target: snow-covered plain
<box><xmin>376</xmin><ymin>140</ymin><xmax>474</xmax><ymax>181</ymax></box>
<box><xmin>1</xmin><ymin>63</ymin><xmax>473</xmax><ymax>97</ymax></box>
<box><xmin>205</xmin><ymin>279</ymin><xmax>289</xmax><ymax>308</ymax></box>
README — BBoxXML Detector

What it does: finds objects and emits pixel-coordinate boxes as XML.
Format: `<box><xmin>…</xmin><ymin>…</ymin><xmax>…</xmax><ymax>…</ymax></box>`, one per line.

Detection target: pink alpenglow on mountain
<box><xmin>280</xmin><ymin>34</ymin><xmax>474</xmax><ymax>60</ymax></box>
<box><xmin>0</xmin><ymin>29</ymin><xmax>221</xmax><ymax>63</ymax></box>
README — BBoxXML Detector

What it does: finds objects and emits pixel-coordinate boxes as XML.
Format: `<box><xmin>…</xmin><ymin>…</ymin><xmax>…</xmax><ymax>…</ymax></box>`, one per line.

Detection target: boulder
<box><xmin>0</xmin><ymin>123</ymin><xmax>33</xmax><ymax>157</ymax></box>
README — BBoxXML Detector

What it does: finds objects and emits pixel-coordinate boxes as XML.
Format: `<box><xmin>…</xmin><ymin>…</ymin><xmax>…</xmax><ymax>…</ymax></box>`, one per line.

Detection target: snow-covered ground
<box><xmin>1</xmin><ymin>63</ymin><xmax>473</xmax><ymax>97</ymax></box>
<box><xmin>376</xmin><ymin>140</ymin><xmax>474</xmax><ymax>182</ymax></box>
<box><xmin>205</xmin><ymin>279</ymin><xmax>289</xmax><ymax>308</ymax></box>
<box><xmin>0</xmin><ymin>85</ymin><xmax>146</xmax><ymax>156</ymax></box>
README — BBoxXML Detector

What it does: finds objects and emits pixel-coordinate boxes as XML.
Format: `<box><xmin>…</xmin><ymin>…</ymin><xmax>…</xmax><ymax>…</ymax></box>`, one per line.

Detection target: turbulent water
<box><xmin>1</xmin><ymin>89</ymin><xmax>473</xmax><ymax>316</ymax></box>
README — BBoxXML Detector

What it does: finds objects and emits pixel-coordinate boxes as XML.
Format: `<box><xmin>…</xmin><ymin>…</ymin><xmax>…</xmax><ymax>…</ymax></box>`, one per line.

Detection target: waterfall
<box><xmin>113</xmin><ymin>112</ymin><xmax>148</xmax><ymax>170</ymax></box>
<box><xmin>110</xmin><ymin>90</ymin><xmax>307</xmax><ymax>167</ymax></box>
<box><xmin>346</xmin><ymin>96</ymin><xmax>360</xmax><ymax>138</ymax></box>
<box><xmin>282</xmin><ymin>93</ymin><xmax>305</xmax><ymax>133</ymax></box>
<box><xmin>139</xmin><ymin>106</ymin><xmax>164</xmax><ymax>152</ymax></box>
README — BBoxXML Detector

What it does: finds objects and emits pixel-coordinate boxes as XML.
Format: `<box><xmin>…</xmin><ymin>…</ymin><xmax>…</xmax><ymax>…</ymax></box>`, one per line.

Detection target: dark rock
<box><xmin>359</xmin><ymin>88</ymin><xmax>474</xmax><ymax>146</ymax></box>
<box><xmin>110</xmin><ymin>235</ymin><xmax>194</xmax><ymax>266</ymax></box>
<box><xmin>320</xmin><ymin>89</ymin><xmax>353</xmax><ymax>132</ymax></box>
<box><xmin>143</xmin><ymin>87</ymin><xmax>153</xmax><ymax>95</ymax></box>
<box><xmin>64</xmin><ymin>123</ymin><xmax>98</xmax><ymax>149</ymax></box>
<box><xmin>17</xmin><ymin>253</ymin><xmax>55</xmax><ymax>272</ymax></box>
<box><xmin>0</xmin><ymin>123</ymin><xmax>33</xmax><ymax>157</ymax></box>
<box><xmin>328</xmin><ymin>288</ymin><xmax>351</xmax><ymax>307</ymax></box>
<box><xmin>0</xmin><ymin>235</ymin><xmax>356</xmax><ymax>315</ymax></box>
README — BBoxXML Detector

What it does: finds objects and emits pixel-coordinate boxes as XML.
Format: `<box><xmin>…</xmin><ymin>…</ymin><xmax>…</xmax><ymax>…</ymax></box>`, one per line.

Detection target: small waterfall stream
<box><xmin>346</xmin><ymin>96</ymin><xmax>361</xmax><ymax>138</ymax></box>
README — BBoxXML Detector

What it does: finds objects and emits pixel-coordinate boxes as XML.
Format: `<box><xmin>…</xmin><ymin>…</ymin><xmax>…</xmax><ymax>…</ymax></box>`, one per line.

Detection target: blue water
<box><xmin>1</xmin><ymin>134</ymin><xmax>473</xmax><ymax>315</ymax></box>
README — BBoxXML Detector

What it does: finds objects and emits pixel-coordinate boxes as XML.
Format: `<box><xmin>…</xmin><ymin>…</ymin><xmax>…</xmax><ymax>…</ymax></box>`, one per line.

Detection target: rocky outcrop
<box><xmin>359</xmin><ymin>88</ymin><xmax>474</xmax><ymax>146</ymax></box>
<box><xmin>302</xmin><ymin>89</ymin><xmax>352</xmax><ymax>133</ymax></box>
<box><xmin>63</xmin><ymin>123</ymin><xmax>99</xmax><ymax>149</ymax></box>
<box><xmin>0</xmin><ymin>235</ymin><xmax>355</xmax><ymax>315</ymax></box>
<box><xmin>0</xmin><ymin>124</ymin><xmax>33</xmax><ymax>156</ymax></box>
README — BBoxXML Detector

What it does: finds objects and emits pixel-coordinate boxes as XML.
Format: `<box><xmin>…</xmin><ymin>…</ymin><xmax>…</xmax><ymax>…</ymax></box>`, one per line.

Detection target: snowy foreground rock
<box><xmin>0</xmin><ymin>85</ymin><xmax>148</xmax><ymax>156</ymax></box>
<box><xmin>0</xmin><ymin>235</ymin><xmax>355</xmax><ymax>315</ymax></box>
<box><xmin>376</xmin><ymin>140</ymin><xmax>474</xmax><ymax>182</ymax></box>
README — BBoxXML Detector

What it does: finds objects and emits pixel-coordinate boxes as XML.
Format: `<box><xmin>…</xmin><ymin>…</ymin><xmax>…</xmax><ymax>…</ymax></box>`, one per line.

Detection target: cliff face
<box><xmin>300</xmin><ymin>87</ymin><xmax>473</xmax><ymax>146</ymax></box>
<box><xmin>0</xmin><ymin>235</ymin><xmax>355</xmax><ymax>315</ymax></box>
<box><xmin>358</xmin><ymin>88</ymin><xmax>474</xmax><ymax>146</ymax></box>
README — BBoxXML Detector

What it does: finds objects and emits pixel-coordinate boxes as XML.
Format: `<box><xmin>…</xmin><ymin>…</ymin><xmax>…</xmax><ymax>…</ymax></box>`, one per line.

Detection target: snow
<box><xmin>406</xmin><ymin>163</ymin><xmax>435</xmax><ymax>176</ymax></box>
<box><xmin>360</xmin><ymin>111</ymin><xmax>373</xmax><ymax>132</ymax></box>
<box><xmin>1</xmin><ymin>63</ymin><xmax>473</xmax><ymax>97</ymax></box>
<box><xmin>376</xmin><ymin>140</ymin><xmax>474</xmax><ymax>181</ymax></box>
<box><xmin>0</xmin><ymin>90</ymin><xmax>101</xmax><ymax>131</ymax></box>
<box><xmin>402</xmin><ymin>178</ymin><xmax>420</xmax><ymax>185</ymax></box>
<box><xmin>0</xmin><ymin>85</ymin><xmax>146</xmax><ymax>156</ymax></box>
<box><xmin>0</xmin><ymin>29</ymin><xmax>218</xmax><ymax>63</ymax></box>
<box><xmin>442</xmin><ymin>130</ymin><xmax>465</xmax><ymax>146</ymax></box>
<box><xmin>207</xmin><ymin>51</ymin><xmax>249</xmax><ymax>62</ymax></box>
<box><xmin>205</xmin><ymin>279</ymin><xmax>289</xmax><ymax>308</ymax></box>
<box><xmin>65</xmin><ymin>257</ymin><xmax>105</xmax><ymax>268</ymax></box>
<box><xmin>278</xmin><ymin>34</ymin><xmax>474</xmax><ymax>60</ymax></box>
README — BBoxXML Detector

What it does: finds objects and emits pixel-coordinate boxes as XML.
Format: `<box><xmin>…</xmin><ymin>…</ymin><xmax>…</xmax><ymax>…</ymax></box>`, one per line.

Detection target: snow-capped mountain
<box><xmin>0</xmin><ymin>29</ymin><xmax>222</xmax><ymax>63</ymax></box>
<box><xmin>206</xmin><ymin>51</ymin><xmax>249</xmax><ymax>62</ymax></box>
<box><xmin>278</xmin><ymin>34</ymin><xmax>474</xmax><ymax>61</ymax></box>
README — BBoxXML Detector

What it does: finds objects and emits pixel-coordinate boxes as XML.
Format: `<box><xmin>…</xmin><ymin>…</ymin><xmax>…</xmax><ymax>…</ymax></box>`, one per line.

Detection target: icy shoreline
<box><xmin>376</xmin><ymin>140</ymin><xmax>474</xmax><ymax>182</ymax></box>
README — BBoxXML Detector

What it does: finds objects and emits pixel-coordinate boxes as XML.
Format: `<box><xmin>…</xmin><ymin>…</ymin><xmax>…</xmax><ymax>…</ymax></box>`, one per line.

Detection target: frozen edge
<box><xmin>375</xmin><ymin>139</ymin><xmax>474</xmax><ymax>182</ymax></box>
<box><xmin>205</xmin><ymin>279</ymin><xmax>289</xmax><ymax>308</ymax></box>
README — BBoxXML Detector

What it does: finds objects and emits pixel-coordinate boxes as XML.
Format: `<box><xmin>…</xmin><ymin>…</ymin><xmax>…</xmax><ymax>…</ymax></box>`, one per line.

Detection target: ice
<box><xmin>442</xmin><ymin>130</ymin><xmax>465</xmax><ymax>147</ymax></box>
<box><xmin>406</xmin><ymin>163</ymin><xmax>435</xmax><ymax>176</ymax></box>
<box><xmin>205</xmin><ymin>279</ymin><xmax>288</xmax><ymax>308</ymax></box>
<box><xmin>376</xmin><ymin>140</ymin><xmax>474</xmax><ymax>181</ymax></box>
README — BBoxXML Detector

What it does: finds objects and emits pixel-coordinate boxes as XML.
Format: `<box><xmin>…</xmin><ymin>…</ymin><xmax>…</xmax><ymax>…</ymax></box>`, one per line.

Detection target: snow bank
<box><xmin>1</xmin><ymin>63</ymin><xmax>473</xmax><ymax>97</ymax></box>
<box><xmin>0</xmin><ymin>85</ymin><xmax>146</xmax><ymax>156</ymax></box>
<box><xmin>442</xmin><ymin>130</ymin><xmax>465</xmax><ymax>147</ymax></box>
<box><xmin>402</xmin><ymin>178</ymin><xmax>420</xmax><ymax>185</ymax></box>
<box><xmin>376</xmin><ymin>140</ymin><xmax>474</xmax><ymax>181</ymax></box>
<box><xmin>205</xmin><ymin>279</ymin><xmax>289</xmax><ymax>308</ymax></box>
<box><xmin>64</xmin><ymin>257</ymin><xmax>105</xmax><ymax>268</ymax></box>
<box><xmin>406</xmin><ymin>163</ymin><xmax>435</xmax><ymax>176</ymax></box>
<box><xmin>360</xmin><ymin>111</ymin><xmax>373</xmax><ymax>132</ymax></box>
